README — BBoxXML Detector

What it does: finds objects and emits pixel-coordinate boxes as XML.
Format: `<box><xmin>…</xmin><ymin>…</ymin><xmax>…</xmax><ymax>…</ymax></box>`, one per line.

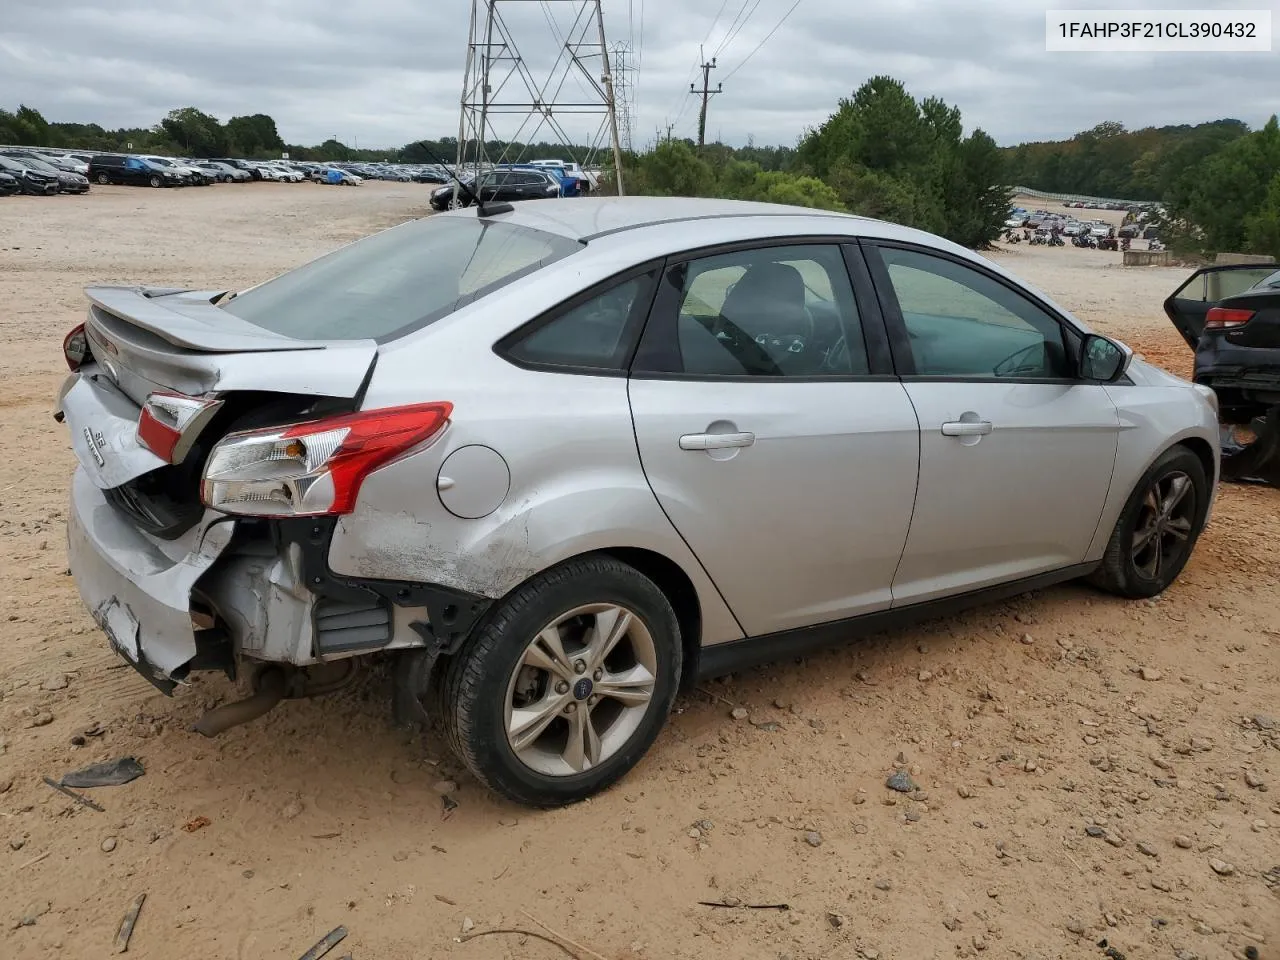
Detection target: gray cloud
<box><xmin>2</xmin><ymin>0</ymin><xmax>1277</xmax><ymax>150</ymax></box>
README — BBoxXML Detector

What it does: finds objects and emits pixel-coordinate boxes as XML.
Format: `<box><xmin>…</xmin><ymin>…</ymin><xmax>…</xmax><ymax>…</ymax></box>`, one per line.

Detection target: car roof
<box><xmin>477</xmin><ymin>196</ymin><xmax>865</xmax><ymax>242</ymax></box>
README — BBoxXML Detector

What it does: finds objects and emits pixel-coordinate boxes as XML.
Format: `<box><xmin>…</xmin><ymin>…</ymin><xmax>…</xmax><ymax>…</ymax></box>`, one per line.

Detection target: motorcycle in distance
<box><xmin>1048</xmin><ymin>233</ymin><xmax>1065</xmax><ymax>247</ymax></box>
<box><xmin>1072</xmin><ymin>234</ymin><xmax>1098</xmax><ymax>249</ymax></box>
<box><xmin>1003</xmin><ymin>229</ymin><xmax>1022</xmax><ymax>243</ymax></box>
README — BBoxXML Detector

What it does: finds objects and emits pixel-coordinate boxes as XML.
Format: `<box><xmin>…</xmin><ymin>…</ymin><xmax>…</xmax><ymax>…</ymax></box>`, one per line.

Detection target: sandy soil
<box><xmin>1</xmin><ymin>184</ymin><xmax>1276</xmax><ymax>960</ymax></box>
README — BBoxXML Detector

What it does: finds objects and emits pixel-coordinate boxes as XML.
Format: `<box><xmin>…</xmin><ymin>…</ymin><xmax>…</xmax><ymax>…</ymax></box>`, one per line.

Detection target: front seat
<box><xmin>718</xmin><ymin>262</ymin><xmax>813</xmax><ymax>372</ymax></box>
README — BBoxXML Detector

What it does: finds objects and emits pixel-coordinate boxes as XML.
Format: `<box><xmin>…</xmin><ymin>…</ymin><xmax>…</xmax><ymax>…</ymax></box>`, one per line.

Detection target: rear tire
<box><xmin>1089</xmin><ymin>446</ymin><xmax>1209</xmax><ymax>599</ymax></box>
<box><xmin>441</xmin><ymin>555</ymin><xmax>682</xmax><ymax>807</ymax></box>
<box><xmin>96</xmin><ymin>172</ymin><xmax>110</xmax><ymax>185</ymax></box>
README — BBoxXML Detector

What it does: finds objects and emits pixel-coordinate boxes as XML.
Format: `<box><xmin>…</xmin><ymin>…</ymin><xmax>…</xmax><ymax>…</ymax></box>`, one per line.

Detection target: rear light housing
<box><xmin>138</xmin><ymin>392</ymin><xmax>225</xmax><ymax>463</ymax></box>
<box><xmin>63</xmin><ymin>323</ymin><xmax>90</xmax><ymax>371</ymax></box>
<box><xmin>201</xmin><ymin>402</ymin><xmax>452</xmax><ymax>517</ymax></box>
<box><xmin>1204</xmin><ymin>307</ymin><xmax>1255</xmax><ymax>330</ymax></box>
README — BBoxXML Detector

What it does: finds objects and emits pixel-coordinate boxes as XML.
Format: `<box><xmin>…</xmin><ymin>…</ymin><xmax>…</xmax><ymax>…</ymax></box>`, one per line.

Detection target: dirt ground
<box><xmin>1</xmin><ymin>184</ymin><xmax>1276</xmax><ymax>960</ymax></box>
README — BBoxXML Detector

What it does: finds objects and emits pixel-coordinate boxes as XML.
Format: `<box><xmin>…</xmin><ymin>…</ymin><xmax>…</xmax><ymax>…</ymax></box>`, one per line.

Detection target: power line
<box><xmin>716</xmin><ymin>0</ymin><xmax>765</xmax><ymax>59</ymax></box>
<box><xmin>722</xmin><ymin>0</ymin><xmax>804</xmax><ymax>81</ymax></box>
<box><xmin>711</xmin><ymin>0</ymin><xmax>751</xmax><ymax>58</ymax></box>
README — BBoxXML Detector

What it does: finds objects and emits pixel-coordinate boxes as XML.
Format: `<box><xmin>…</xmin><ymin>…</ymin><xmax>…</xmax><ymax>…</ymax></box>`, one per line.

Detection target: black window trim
<box><xmin>862</xmin><ymin>239</ymin><xmax>1099</xmax><ymax>386</ymax></box>
<box><xmin>628</xmin><ymin>234</ymin><xmax>899</xmax><ymax>384</ymax></box>
<box><xmin>493</xmin><ymin>259</ymin><xmax>663</xmax><ymax>378</ymax></box>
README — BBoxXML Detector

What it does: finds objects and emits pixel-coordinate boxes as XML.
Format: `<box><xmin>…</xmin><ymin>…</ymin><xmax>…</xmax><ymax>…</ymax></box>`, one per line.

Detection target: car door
<box><xmin>628</xmin><ymin>240</ymin><xmax>921</xmax><ymax>637</ymax></box>
<box><xmin>863</xmin><ymin>242</ymin><xmax>1122</xmax><ymax>605</ymax></box>
<box><xmin>122</xmin><ymin>158</ymin><xmax>146</xmax><ymax>185</ymax></box>
<box><xmin>478</xmin><ymin>172</ymin><xmax>506</xmax><ymax>202</ymax></box>
<box><xmin>1163</xmin><ymin>263</ymin><xmax>1280</xmax><ymax>347</ymax></box>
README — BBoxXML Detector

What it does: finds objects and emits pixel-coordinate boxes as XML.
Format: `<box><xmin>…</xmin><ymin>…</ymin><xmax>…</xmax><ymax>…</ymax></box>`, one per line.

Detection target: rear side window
<box><xmin>502</xmin><ymin>272</ymin><xmax>656</xmax><ymax>372</ymax></box>
<box><xmin>220</xmin><ymin>217</ymin><xmax>582</xmax><ymax>342</ymax></box>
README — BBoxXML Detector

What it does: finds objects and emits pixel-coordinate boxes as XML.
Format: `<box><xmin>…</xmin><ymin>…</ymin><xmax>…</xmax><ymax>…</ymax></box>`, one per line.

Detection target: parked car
<box><xmin>57</xmin><ymin>197</ymin><xmax>1219</xmax><ymax>807</ymax></box>
<box><xmin>88</xmin><ymin>155</ymin><xmax>184</xmax><ymax>188</ymax></box>
<box><xmin>528</xmin><ymin>158</ymin><xmax>597</xmax><ymax>193</ymax></box>
<box><xmin>429</xmin><ymin>168</ymin><xmax>561</xmax><ymax>210</ymax></box>
<box><xmin>142</xmin><ymin>156</ymin><xmax>208</xmax><ymax>185</ymax></box>
<box><xmin>0</xmin><ymin>151</ymin><xmax>90</xmax><ymax>193</ymax></box>
<box><xmin>193</xmin><ymin>161</ymin><xmax>249</xmax><ymax>183</ymax></box>
<box><xmin>0</xmin><ymin>170</ymin><xmax>20</xmax><ymax>196</ymax></box>
<box><xmin>0</xmin><ymin>155</ymin><xmax>60</xmax><ymax>195</ymax></box>
<box><xmin>1165</xmin><ymin>263</ymin><xmax>1280</xmax><ymax>486</ymax></box>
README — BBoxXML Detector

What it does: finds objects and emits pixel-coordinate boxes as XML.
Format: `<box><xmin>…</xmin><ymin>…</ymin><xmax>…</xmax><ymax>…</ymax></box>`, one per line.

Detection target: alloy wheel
<box><xmin>1131</xmin><ymin>470</ymin><xmax>1195</xmax><ymax>581</ymax></box>
<box><xmin>504</xmin><ymin>603</ymin><xmax>657</xmax><ymax>777</ymax></box>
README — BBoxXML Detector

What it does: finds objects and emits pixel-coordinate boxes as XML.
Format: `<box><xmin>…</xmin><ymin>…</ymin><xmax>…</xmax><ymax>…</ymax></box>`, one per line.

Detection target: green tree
<box><xmin>226</xmin><ymin>114</ymin><xmax>284</xmax><ymax>156</ymax></box>
<box><xmin>159</xmin><ymin>107</ymin><xmax>226</xmax><ymax>157</ymax></box>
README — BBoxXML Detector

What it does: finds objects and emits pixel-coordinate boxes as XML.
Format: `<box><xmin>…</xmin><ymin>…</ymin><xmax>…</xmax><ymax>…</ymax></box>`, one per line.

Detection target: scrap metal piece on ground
<box><xmin>63</xmin><ymin>757</ymin><xmax>145</xmax><ymax>788</ymax></box>
<box><xmin>42</xmin><ymin>776</ymin><xmax>105</xmax><ymax>812</ymax></box>
<box><xmin>296</xmin><ymin>925</ymin><xmax>348</xmax><ymax>960</ymax></box>
<box><xmin>113</xmin><ymin>893</ymin><xmax>146</xmax><ymax>954</ymax></box>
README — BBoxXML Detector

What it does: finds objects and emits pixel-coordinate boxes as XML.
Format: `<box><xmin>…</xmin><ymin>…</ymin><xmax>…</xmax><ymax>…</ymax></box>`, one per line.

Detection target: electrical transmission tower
<box><xmin>610</xmin><ymin>41</ymin><xmax>635</xmax><ymax>153</ymax></box>
<box><xmin>457</xmin><ymin>0</ymin><xmax>626</xmax><ymax>193</ymax></box>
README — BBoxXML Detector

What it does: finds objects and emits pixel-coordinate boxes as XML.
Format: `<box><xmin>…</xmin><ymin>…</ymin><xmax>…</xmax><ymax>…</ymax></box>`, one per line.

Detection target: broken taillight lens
<box><xmin>137</xmin><ymin>391</ymin><xmax>225</xmax><ymax>463</ymax></box>
<box><xmin>1204</xmin><ymin>307</ymin><xmax>1255</xmax><ymax>330</ymax></box>
<box><xmin>200</xmin><ymin>402</ymin><xmax>452</xmax><ymax>517</ymax></box>
<box><xmin>64</xmin><ymin>323</ymin><xmax>90</xmax><ymax>371</ymax></box>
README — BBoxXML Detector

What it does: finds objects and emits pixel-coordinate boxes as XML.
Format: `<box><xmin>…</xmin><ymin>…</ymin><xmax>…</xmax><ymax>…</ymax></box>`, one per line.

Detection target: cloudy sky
<box><xmin>2</xmin><ymin>0</ymin><xmax>1278</xmax><ymax>151</ymax></box>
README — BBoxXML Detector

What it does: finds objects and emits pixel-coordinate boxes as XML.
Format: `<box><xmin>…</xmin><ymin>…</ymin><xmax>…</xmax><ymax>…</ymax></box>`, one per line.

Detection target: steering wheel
<box><xmin>993</xmin><ymin>342</ymin><xmax>1047</xmax><ymax>378</ymax></box>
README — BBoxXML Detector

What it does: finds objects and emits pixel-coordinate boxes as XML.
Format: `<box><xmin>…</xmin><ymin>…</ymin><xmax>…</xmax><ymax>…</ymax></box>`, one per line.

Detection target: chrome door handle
<box><xmin>679</xmin><ymin>432</ymin><xmax>756</xmax><ymax>451</ymax></box>
<box><xmin>941</xmin><ymin>420</ymin><xmax>992</xmax><ymax>437</ymax></box>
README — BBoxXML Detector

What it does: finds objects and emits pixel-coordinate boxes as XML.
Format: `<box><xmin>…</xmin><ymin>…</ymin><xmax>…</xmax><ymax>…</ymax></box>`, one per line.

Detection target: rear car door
<box><xmin>864</xmin><ymin>242</ymin><xmax>1122</xmax><ymax>605</ymax></box>
<box><xmin>628</xmin><ymin>240</ymin><xmax>921</xmax><ymax>636</ymax></box>
<box><xmin>1163</xmin><ymin>264</ymin><xmax>1280</xmax><ymax>347</ymax></box>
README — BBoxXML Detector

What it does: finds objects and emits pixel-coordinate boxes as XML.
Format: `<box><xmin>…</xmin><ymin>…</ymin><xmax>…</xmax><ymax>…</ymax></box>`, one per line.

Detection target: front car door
<box><xmin>864</xmin><ymin>242</ymin><xmax>1122</xmax><ymax>605</ymax></box>
<box><xmin>628</xmin><ymin>240</ymin><xmax>921</xmax><ymax>636</ymax></box>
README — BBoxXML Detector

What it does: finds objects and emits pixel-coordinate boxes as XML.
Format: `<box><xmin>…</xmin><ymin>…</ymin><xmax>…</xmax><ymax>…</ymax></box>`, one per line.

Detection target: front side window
<box><xmin>659</xmin><ymin>244</ymin><xmax>868</xmax><ymax>377</ymax></box>
<box><xmin>878</xmin><ymin>247</ymin><xmax>1071</xmax><ymax>379</ymax></box>
<box><xmin>220</xmin><ymin>217</ymin><xmax>582</xmax><ymax>342</ymax></box>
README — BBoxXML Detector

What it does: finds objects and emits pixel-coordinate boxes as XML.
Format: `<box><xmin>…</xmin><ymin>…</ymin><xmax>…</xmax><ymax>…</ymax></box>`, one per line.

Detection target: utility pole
<box><xmin>689</xmin><ymin>53</ymin><xmax>722</xmax><ymax>149</ymax></box>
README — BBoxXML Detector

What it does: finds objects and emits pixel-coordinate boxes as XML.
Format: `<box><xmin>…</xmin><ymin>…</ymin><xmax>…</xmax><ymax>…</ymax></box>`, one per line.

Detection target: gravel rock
<box><xmin>0</xmin><ymin>777</ymin><xmax>11</xmax><ymax>794</ymax></box>
<box><xmin>1252</xmin><ymin>819</ymin><xmax>1269</xmax><ymax>832</ymax></box>
<box><xmin>1244</xmin><ymin>770</ymin><xmax>1265</xmax><ymax>790</ymax></box>
<box><xmin>687</xmin><ymin>827</ymin><xmax>702</xmax><ymax>840</ymax></box>
<box><xmin>1066</xmin><ymin>919</ymin><xmax>1086</xmax><ymax>936</ymax></box>
<box><xmin>917</xmin><ymin>669</ymin><xmax>933</xmax><ymax>682</ymax></box>
<box><xmin>430</xmin><ymin>780</ymin><xmax>459</xmax><ymax>797</ymax></box>
<box><xmin>280</xmin><ymin>797</ymin><xmax>304</xmax><ymax>820</ymax></box>
<box><xmin>1254</xmin><ymin>714</ymin><xmax>1276</xmax><ymax>731</ymax></box>
<box><xmin>1137</xmin><ymin>841</ymin><xmax>1158</xmax><ymax>857</ymax></box>
<box><xmin>804</xmin><ymin>830</ymin><xmax>823</xmax><ymax>847</ymax></box>
<box><xmin>1020</xmin><ymin>633</ymin><xmax>1035</xmax><ymax>645</ymax></box>
<box><xmin>1139</xmin><ymin>666</ymin><xmax>1162</xmax><ymax>681</ymax></box>
<box><xmin>1175</xmin><ymin>835</ymin><xmax>1193</xmax><ymax>849</ymax></box>
<box><xmin>1152</xmin><ymin>878</ymin><xmax>1174</xmax><ymax>892</ymax></box>
<box><xmin>9</xmin><ymin>837</ymin><xmax>25</xmax><ymax>851</ymax></box>
<box><xmin>729</xmin><ymin>707</ymin><xmax>748</xmax><ymax>721</ymax></box>
<box><xmin>903</xmin><ymin>808</ymin><xmax>922</xmax><ymax>823</ymax></box>
<box><xmin>27</xmin><ymin>712</ymin><xmax>53</xmax><ymax>728</ymax></box>
<box><xmin>957</xmin><ymin>784</ymin><xmax>975</xmax><ymax>799</ymax></box>
<box><xmin>100</xmin><ymin>836</ymin><xmax>117</xmax><ymax>853</ymax></box>
<box><xmin>886</xmin><ymin>770</ymin><xmax>916</xmax><ymax>793</ymax></box>
<box><xmin>1208</xmin><ymin>858</ymin><xmax>1235</xmax><ymax>876</ymax></box>
<box><xmin>17</xmin><ymin>901</ymin><xmax>51</xmax><ymax>927</ymax></box>
<box><xmin>42</xmin><ymin>675</ymin><xmax>68</xmax><ymax>691</ymax></box>
<box><xmin>874</xmin><ymin>879</ymin><xmax>891</xmax><ymax>891</ymax></box>
<box><xmin>1085</xmin><ymin>825</ymin><xmax>1106</xmax><ymax>838</ymax></box>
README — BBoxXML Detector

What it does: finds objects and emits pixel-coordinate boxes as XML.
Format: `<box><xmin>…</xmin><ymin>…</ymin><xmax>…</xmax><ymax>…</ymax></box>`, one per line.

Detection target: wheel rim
<box><xmin>448</xmin><ymin>196</ymin><xmax>464</xmax><ymax>209</ymax></box>
<box><xmin>1131</xmin><ymin>470</ymin><xmax>1196</xmax><ymax>581</ymax></box>
<box><xmin>504</xmin><ymin>603</ymin><xmax>657</xmax><ymax>777</ymax></box>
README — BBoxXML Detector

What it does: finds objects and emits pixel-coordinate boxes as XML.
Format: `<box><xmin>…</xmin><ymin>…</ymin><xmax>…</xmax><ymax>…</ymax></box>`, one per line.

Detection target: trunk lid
<box><xmin>60</xmin><ymin>287</ymin><xmax>378</xmax><ymax>532</ymax></box>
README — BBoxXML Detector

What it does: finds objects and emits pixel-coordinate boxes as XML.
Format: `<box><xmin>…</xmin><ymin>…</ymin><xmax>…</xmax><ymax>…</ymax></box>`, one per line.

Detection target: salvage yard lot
<box><xmin>1</xmin><ymin>184</ymin><xmax>1277</xmax><ymax>959</ymax></box>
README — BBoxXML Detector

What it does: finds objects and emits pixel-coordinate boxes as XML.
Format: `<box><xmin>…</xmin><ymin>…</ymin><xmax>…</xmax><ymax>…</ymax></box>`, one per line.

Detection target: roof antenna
<box><xmin>411</xmin><ymin>142</ymin><xmax>513</xmax><ymax>217</ymax></box>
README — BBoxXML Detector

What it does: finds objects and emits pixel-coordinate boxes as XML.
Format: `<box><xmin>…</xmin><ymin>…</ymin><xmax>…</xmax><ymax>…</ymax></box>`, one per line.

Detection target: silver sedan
<box><xmin>58</xmin><ymin>197</ymin><xmax>1219</xmax><ymax>806</ymax></box>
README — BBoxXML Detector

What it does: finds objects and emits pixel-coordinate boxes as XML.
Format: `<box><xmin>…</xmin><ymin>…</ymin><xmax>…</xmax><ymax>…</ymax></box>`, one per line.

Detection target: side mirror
<box><xmin>1081</xmin><ymin>334</ymin><xmax>1132</xmax><ymax>383</ymax></box>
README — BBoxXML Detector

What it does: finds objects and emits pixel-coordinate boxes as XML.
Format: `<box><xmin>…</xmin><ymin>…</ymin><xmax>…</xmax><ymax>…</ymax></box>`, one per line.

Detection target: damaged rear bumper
<box><xmin>67</xmin><ymin>467</ymin><xmax>235</xmax><ymax>692</ymax></box>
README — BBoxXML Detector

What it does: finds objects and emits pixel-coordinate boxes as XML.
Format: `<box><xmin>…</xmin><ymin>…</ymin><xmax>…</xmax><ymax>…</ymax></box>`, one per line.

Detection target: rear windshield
<box><xmin>220</xmin><ymin>215</ymin><xmax>582</xmax><ymax>341</ymax></box>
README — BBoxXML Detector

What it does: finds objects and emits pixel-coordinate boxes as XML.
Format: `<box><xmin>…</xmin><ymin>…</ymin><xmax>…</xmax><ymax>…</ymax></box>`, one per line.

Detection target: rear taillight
<box><xmin>63</xmin><ymin>323</ymin><xmax>90</xmax><ymax>371</ymax></box>
<box><xmin>1204</xmin><ymin>307</ymin><xmax>1255</xmax><ymax>330</ymax></box>
<box><xmin>201</xmin><ymin>402</ymin><xmax>452</xmax><ymax>517</ymax></box>
<box><xmin>137</xmin><ymin>392</ymin><xmax>225</xmax><ymax>463</ymax></box>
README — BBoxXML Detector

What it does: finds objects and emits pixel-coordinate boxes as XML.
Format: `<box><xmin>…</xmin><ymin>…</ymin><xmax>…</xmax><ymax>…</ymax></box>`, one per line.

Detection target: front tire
<box><xmin>149</xmin><ymin>175</ymin><xmax>162</xmax><ymax>188</ymax></box>
<box><xmin>442</xmin><ymin>555</ymin><xmax>682</xmax><ymax>807</ymax></box>
<box><xmin>1089</xmin><ymin>446</ymin><xmax>1209</xmax><ymax>599</ymax></box>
